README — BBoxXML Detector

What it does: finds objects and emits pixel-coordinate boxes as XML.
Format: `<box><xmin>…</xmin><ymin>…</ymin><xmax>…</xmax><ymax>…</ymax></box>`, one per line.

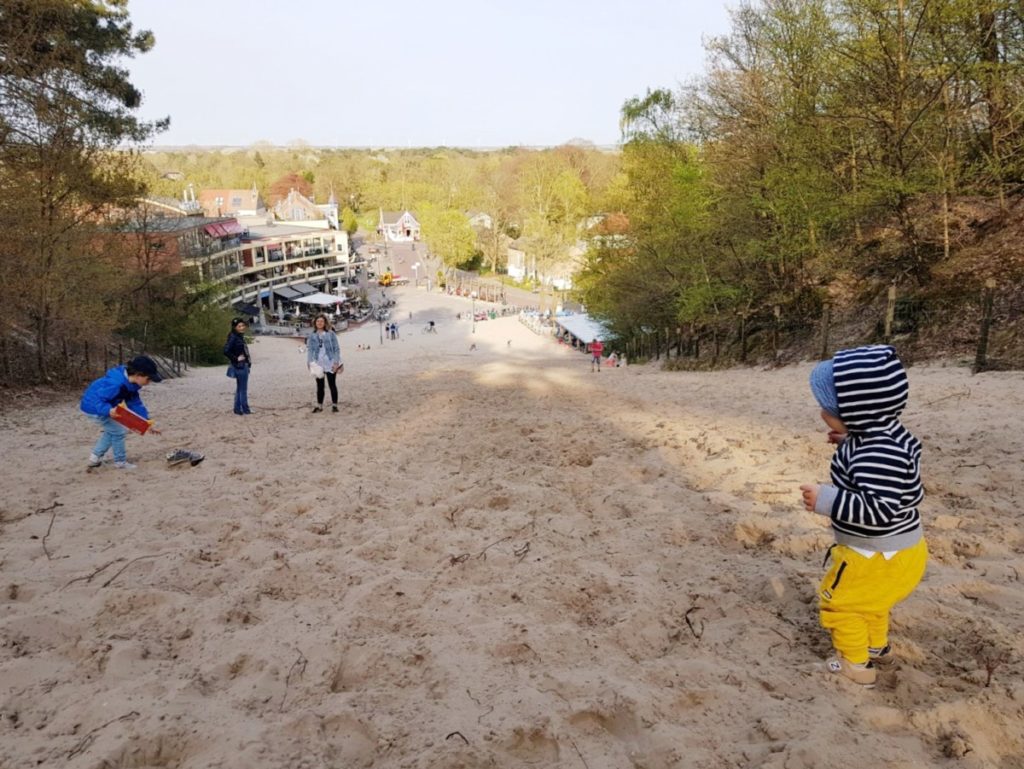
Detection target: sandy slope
<box><xmin>1</xmin><ymin>286</ymin><xmax>1022</xmax><ymax>769</ymax></box>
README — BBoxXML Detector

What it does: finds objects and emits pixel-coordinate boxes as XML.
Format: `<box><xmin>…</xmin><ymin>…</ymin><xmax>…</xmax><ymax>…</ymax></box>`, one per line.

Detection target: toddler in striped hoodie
<box><xmin>800</xmin><ymin>345</ymin><xmax>928</xmax><ymax>688</ymax></box>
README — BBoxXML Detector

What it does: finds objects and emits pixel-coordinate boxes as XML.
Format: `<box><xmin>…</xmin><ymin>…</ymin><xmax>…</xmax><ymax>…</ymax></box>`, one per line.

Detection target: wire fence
<box><xmin>0</xmin><ymin>335</ymin><xmax>195</xmax><ymax>387</ymax></box>
<box><xmin>618</xmin><ymin>282</ymin><xmax>1020</xmax><ymax>372</ymax></box>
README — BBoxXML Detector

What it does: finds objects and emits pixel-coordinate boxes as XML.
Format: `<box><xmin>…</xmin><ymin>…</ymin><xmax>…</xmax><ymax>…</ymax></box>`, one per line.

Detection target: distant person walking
<box><xmin>588</xmin><ymin>338</ymin><xmax>604</xmax><ymax>372</ymax></box>
<box><xmin>306</xmin><ymin>314</ymin><xmax>343</xmax><ymax>413</ymax></box>
<box><xmin>224</xmin><ymin>318</ymin><xmax>252</xmax><ymax>415</ymax></box>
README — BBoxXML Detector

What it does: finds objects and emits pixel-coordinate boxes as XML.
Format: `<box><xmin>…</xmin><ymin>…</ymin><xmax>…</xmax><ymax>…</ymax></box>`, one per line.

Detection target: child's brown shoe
<box><xmin>828</xmin><ymin>657</ymin><xmax>877</xmax><ymax>687</ymax></box>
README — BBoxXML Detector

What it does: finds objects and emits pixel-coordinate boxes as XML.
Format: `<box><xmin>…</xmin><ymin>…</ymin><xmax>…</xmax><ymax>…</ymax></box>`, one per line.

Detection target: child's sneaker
<box><xmin>114</xmin><ymin>461</ymin><xmax>137</xmax><ymax>470</ymax></box>
<box><xmin>827</xmin><ymin>657</ymin><xmax>877</xmax><ymax>687</ymax></box>
<box><xmin>869</xmin><ymin>644</ymin><xmax>894</xmax><ymax>665</ymax></box>
<box><xmin>87</xmin><ymin>454</ymin><xmax>102</xmax><ymax>468</ymax></box>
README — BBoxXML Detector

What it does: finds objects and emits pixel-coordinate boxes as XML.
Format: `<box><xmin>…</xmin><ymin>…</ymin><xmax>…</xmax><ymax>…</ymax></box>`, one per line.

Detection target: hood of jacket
<box><xmin>834</xmin><ymin>345</ymin><xmax>909</xmax><ymax>433</ymax></box>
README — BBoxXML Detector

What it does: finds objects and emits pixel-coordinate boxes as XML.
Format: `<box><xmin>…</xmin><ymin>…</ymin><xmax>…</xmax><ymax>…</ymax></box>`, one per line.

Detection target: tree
<box><xmin>0</xmin><ymin>0</ymin><xmax>167</xmax><ymax>381</ymax></box>
<box><xmin>418</xmin><ymin>204</ymin><xmax>477</xmax><ymax>270</ymax></box>
<box><xmin>267</xmin><ymin>171</ymin><xmax>313</xmax><ymax>203</ymax></box>
<box><xmin>341</xmin><ymin>206</ymin><xmax>359</xmax><ymax>235</ymax></box>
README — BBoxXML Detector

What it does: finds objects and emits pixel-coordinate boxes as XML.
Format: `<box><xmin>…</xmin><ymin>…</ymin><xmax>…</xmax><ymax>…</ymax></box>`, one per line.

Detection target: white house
<box><xmin>378</xmin><ymin>209</ymin><xmax>420</xmax><ymax>241</ymax></box>
<box><xmin>506</xmin><ymin>243</ymin><xmax>529</xmax><ymax>281</ymax></box>
<box><xmin>467</xmin><ymin>210</ymin><xmax>493</xmax><ymax>230</ymax></box>
<box><xmin>505</xmin><ymin>241</ymin><xmax>575</xmax><ymax>290</ymax></box>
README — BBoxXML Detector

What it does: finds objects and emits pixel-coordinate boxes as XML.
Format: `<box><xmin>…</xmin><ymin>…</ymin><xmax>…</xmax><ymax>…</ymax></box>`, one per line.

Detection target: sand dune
<box><xmin>1</xmin><ymin>286</ymin><xmax>1022</xmax><ymax>768</ymax></box>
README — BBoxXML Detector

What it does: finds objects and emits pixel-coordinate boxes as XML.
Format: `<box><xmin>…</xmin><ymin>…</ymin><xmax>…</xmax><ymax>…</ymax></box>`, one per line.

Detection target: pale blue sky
<box><xmin>126</xmin><ymin>0</ymin><xmax>735</xmax><ymax>148</ymax></box>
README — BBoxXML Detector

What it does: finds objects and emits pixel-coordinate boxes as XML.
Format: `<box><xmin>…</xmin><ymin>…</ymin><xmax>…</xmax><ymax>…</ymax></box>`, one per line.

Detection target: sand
<box><xmin>1</xmin><ymin>286</ymin><xmax>1022</xmax><ymax>769</ymax></box>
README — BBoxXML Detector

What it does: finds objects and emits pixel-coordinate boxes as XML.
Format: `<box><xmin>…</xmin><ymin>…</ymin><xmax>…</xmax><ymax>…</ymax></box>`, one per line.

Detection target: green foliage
<box><xmin>579</xmin><ymin>0</ymin><xmax>1024</xmax><ymax>364</ymax></box>
<box><xmin>168</xmin><ymin>307</ymin><xmax>237</xmax><ymax>365</ymax></box>
<box><xmin>118</xmin><ymin>281</ymin><xmax>235</xmax><ymax>364</ymax></box>
<box><xmin>418</xmin><ymin>204</ymin><xmax>478</xmax><ymax>268</ymax></box>
<box><xmin>341</xmin><ymin>206</ymin><xmax>359</xmax><ymax>235</ymax></box>
<box><xmin>0</xmin><ymin>0</ymin><xmax>166</xmax><ymax>383</ymax></box>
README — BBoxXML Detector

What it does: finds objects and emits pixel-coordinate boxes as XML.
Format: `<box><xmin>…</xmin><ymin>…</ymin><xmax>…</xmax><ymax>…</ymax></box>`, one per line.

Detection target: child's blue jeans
<box><xmin>89</xmin><ymin>415</ymin><xmax>128</xmax><ymax>463</ymax></box>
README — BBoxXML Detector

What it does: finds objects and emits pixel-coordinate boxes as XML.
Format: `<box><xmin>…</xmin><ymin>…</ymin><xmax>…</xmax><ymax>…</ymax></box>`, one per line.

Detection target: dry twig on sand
<box><xmin>63</xmin><ymin>558</ymin><xmax>125</xmax><ymax>589</ymax></box>
<box><xmin>5</xmin><ymin>499</ymin><xmax>62</xmax><ymax>527</ymax></box>
<box><xmin>40</xmin><ymin>501</ymin><xmax>63</xmax><ymax>560</ymax></box>
<box><xmin>685</xmin><ymin>606</ymin><xmax>705</xmax><ymax>639</ymax></box>
<box><xmin>100</xmin><ymin>553</ymin><xmax>172</xmax><ymax>588</ymax></box>
<box><xmin>280</xmin><ymin>649</ymin><xmax>308</xmax><ymax>711</ymax></box>
<box><xmin>66</xmin><ymin>711</ymin><xmax>140</xmax><ymax>759</ymax></box>
<box><xmin>571</xmin><ymin>739</ymin><xmax>591</xmax><ymax>769</ymax></box>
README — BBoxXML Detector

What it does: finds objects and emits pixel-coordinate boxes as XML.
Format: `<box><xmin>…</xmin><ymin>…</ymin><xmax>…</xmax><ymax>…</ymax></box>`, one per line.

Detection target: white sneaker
<box><xmin>114</xmin><ymin>461</ymin><xmax>137</xmax><ymax>470</ymax></box>
<box><xmin>87</xmin><ymin>454</ymin><xmax>102</xmax><ymax>468</ymax></box>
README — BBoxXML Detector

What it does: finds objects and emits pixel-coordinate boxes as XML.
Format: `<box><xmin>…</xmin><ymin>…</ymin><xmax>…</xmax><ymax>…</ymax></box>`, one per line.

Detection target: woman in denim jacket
<box><xmin>306</xmin><ymin>314</ymin><xmax>343</xmax><ymax>413</ymax></box>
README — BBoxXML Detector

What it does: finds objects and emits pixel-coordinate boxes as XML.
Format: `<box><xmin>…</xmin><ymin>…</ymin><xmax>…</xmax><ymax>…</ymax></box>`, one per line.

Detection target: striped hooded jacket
<box><xmin>814</xmin><ymin>345</ymin><xmax>924</xmax><ymax>551</ymax></box>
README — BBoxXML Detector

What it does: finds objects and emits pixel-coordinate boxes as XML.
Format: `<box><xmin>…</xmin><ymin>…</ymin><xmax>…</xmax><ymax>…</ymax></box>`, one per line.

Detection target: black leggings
<box><xmin>316</xmin><ymin>372</ymin><xmax>338</xmax><ymax>405</ymax></box>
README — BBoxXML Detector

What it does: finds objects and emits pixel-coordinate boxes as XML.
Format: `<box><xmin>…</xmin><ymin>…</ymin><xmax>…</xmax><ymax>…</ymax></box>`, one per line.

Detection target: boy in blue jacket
<box><xmin>800</xmin><ymin>345</ymin><xmax>928</xmax><ymax>688</ymax></box>
<box><xmin>80</xmin><ymin>356</ymin><xmax>162</xmax><ymax>470</ymax></box>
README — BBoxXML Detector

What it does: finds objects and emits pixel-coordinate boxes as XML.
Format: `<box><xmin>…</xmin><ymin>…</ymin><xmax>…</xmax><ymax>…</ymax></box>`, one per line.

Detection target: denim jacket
<box><xmin>306</xmin><ymin>330</ymin><xmax>341</xmax><ymax>367</ymax></box>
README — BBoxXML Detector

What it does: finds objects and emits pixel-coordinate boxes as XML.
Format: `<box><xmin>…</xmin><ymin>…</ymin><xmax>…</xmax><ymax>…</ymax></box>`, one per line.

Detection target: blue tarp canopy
<box><xmin>553</xmin><ymin>313</ymin><xmax>610</xmax><ymax>343</ymax></box>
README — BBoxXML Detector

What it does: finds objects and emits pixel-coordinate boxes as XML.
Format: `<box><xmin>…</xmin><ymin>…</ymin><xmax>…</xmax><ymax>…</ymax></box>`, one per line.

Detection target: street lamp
<box><xmin>471</xmin><ymin>291</ymin><xmax>477</xmax><ymax>334</ymax></box>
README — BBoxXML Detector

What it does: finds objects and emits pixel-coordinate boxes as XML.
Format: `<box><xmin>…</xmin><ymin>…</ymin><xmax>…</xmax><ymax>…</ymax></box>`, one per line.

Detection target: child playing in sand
<box><xmin>799</xmin><ymin>345</ymin><xmax>928</xmax><ymax>687</ymax></box>
<box><xmin>80</xmin><ymin>356</ymin><xmax>163</xmax><ymax>470</ymax></box>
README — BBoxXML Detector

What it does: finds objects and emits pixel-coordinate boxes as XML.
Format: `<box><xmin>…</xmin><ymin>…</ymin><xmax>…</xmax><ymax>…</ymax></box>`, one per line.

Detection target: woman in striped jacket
<box><xmin>800</xmin><ymin>345</ymin><xmax>928</xmax><ymax>688</ymax></box>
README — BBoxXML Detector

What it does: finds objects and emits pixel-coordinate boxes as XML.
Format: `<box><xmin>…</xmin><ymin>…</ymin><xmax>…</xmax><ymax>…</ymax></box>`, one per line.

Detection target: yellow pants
<box><xmin>818</xmin><ymin>539</ymin><xmax>928</xmax><ymax>664</ymax></box>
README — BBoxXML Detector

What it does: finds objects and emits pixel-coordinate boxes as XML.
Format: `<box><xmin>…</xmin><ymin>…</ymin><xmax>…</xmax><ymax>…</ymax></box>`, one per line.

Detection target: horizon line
<box><xmin>138</xmin><ymin>142</ymin><xmax>623</xmax><ymax>152</ymax></box>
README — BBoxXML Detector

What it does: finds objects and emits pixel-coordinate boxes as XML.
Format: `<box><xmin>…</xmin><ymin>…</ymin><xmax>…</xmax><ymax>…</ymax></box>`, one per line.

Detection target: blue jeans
<box><xmin>233</xmin><ymin>364</ymin><xmax>250</xmax><ymax>414</ymax></box>
<box><xmin>90</xmin><ymin>415</ymin><xmax>128</xmax><ymax>462</ymax></box>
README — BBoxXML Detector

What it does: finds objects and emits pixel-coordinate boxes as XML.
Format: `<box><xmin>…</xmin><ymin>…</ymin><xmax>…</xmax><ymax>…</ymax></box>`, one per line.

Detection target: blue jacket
<box><xmin>80</xmin><ymin>366</ymin><xmax>149</xmax><ymax>419</ymax></box>
<box><xmin>305</xmin><ymin>330</ymin><xmax>341</xmax><ymax>367</ymax></box>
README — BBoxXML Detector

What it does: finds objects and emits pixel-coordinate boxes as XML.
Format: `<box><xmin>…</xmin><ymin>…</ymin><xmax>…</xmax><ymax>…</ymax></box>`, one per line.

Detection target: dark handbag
<box><xmin>226</xmin><ymin>365</ymin><xmax>236</xmax><ymax>378</ymax></box>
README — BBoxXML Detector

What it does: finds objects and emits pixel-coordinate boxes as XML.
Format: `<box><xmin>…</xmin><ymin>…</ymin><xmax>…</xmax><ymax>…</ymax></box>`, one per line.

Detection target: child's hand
<box><xmin>149</xmin><ymin>427</ymin><xmax>162</xmax><ymax>436</ymax></box>
<box><xmin>799</xmin><ymin>484</ymin><xmax>819</xmax><ymax>511</ymax></box>
<box><xmin>109</xmin><ymin>407</ymin><xmax>118</xmax><ymax>417</ymax></box>
<box><xmin>827</xmin><ymin>430</ymin><xmax>846</xmax><ymax>444</ymax></box>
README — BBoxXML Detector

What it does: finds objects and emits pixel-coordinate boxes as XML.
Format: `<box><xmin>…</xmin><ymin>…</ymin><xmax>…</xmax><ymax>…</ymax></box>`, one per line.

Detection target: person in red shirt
<box><xmin>588</xmin><ymin>338</ymin><xmax>604</xmax><ymax>372</ymax></box>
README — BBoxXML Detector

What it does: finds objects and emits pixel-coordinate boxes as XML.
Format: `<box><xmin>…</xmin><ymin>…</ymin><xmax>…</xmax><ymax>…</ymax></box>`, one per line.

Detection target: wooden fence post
<box><xmin>884</xmin><ymin>284</ymin><xmax>897</xmax><ymax>341</ymax></box>
<box><xmin>973</xmin><ymin>279</ymin><xmax>997</xmax><ymax>374</ymax></box>
<box><xmin>820</xmin><ymin>303</ymin><xmax>831</xmax><ymax>360</ymax></box>
<box><xmin>772</xmin><ymin>305</ymin><xmax>781</xmax><ymax>355</ymax></box>
<box><xmin>739</xmin><ymin>315</ymin><xmax>748</xmax><ymax>362</ymax></box>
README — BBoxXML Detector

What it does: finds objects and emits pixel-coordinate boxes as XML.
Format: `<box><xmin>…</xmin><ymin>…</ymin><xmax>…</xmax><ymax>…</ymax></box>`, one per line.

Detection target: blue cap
<box><xmin>809</xmin><ymin>360</ymin><xmax>838</xmax><ymax>416</ymax></box>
